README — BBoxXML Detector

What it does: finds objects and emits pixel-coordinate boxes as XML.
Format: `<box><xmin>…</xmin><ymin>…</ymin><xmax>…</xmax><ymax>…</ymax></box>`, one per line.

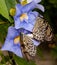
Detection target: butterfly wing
<box><xmin>20</xmin><ymin>33</ymin><xmax>36</xmax><ymax>60</ymax></box>
<box><xmin>22</xmin><ymin>33</ymin><xmax>36</xmax><ymax>56</ymax></box>
<box><xmin>44</xmin><ymin>22</ymin><xmax>53</xmax><ymax>41</ymax></box>
<box><xmin>32</xmin><ymin>17</ymin><xmax>53</xmax><ymax>42</ymax></box>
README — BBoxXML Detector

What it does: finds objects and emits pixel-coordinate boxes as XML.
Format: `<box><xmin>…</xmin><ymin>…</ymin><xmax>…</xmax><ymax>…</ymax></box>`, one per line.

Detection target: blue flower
<box><xmin>14</xmin><ymin>2</ymin><xmax>44</xmax><ymax>32</ymax></box>
<box><xmin>19</xmin><ymin>0</ymin><xmax>41</xmax><ymax>4</ymax></box>
<box><xmin>1</xmin><ymin>26</ymin><xmax>23</xmax><ymax>57</ymax></box>
<box><xmin>1</xmin><ymin>26</ymin><xmax>40</xmax><ymax>57</ymax></box>
<box><xmin>31</xmin><ymin>0</ymin><xmax>41</xmax><ymax>3</ymax></box>
<box><xmin>19</xmin><ymin>0</ymin><xmax>44</xmax><ymax>12</ymax></box>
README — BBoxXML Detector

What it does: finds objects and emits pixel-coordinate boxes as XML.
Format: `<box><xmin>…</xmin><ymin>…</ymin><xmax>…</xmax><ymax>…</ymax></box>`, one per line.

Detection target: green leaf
<box><xmin>0</xmin><ymin>0</ymin><xmax>10</xmax><ymax>21</ymax></box>
<box><xmin>0</xmin><ymin>22</ymin><xmax>6</xmax><ymax>24</ymax></box>
<box><xmin>51</xmin><ymin>46</ymin><xmax>57</xmax><ymax>59</ymax></box>
<box><xmin>0</xmin><ymin>23</ymin><xmax>10</xmax><ymax>43</ymax></box>
<box><xmin>0</xmin><ymin>0</ymin><xmax>16</xmax><ymax>23</ymax></box>
<box><xmin>49</xmin><ymin>0</ymin><xmax>57</xmax><ymax>4</ymax></box>
<box><xmin>37</xmin><ymin>48</ymin><xmax>43</xmax><ymax>58</ymax></box>
<box><xmin>0</xmin><ymin>19</ymin><xmax>6</xmax><ymax>24</ymax></box>
<box><xmin>14</xmin><ymin>56</ymin><xmax>36</xmax><ymax>65</ymax></box>
<box><xmin>5</xmin><ymin>0</ymin><xmax>17</xmax><ymax>11</ymax></box>
<box><xmin>5</xmin><ymin>0</ymin><xmax>17</xmax><ymax>23</ymax></box>
<box><xmin>49</xmin><ymin>0</ymin><xmax>57</xmax><ymax>8</ymax></box>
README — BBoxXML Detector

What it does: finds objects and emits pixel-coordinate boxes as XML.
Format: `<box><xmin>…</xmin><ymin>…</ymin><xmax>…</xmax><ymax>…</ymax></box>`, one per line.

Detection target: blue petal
<box><xmin>14</xmin><ymin>18</ymin><xmax>21</xmax><ymax>29</ymax></box>
<box><xmin>27</xmin><ymin>0</ymin><xmax>41</xmax><ymax>3</ymax></box>
<box><xmin>22</xmin><ymin>23</ymin><xmax>34</xmax><ymax>32</ymax></box>
<box><xmin>1</xmin><ymin>26</ymin><xmax>22</xmax><ymax>57</ymax></box>
<box><xmin>33</xmin><ymin>0</ymin><xmax>41</xmax><ymax>3</ymax></box>
<box><xmin>19</xmin><ymin>0</ymin><xmax>32</xmax><ymax>4</ymax></box>
<box><xmin>7</xmin><ymin>26</ymin><xmax>19</xmax><ymax>39</ymax></box>
<box><xmin>27</xmin><ymin>0</ymin><xmax>32</xmax><ymax>3</ymax></box>
<box><xmin>35</xmin><ymin>4</ymin><xmax>45</xmax><ymax>12</ymax></box>
<box><xmin>20</xmin><ymin>29</ymin><xmax>31</xmax><ymax>34</ymax></box>
<box><xmin>21</xmin><ymin>2</ymin><xmax>35</xmax><ymax>13</ymax></box>
<box><xmin>19</xmin><ymin>0</ymin><xmax>41</xmax><ymax>4</ymax></box>
<box><xmin>14</xmin><ymin>11</ymin><xmax>39</xmax><ymax>32</ymax></box>
<box><xmin>22</xmin><ymin>2</ymin><xmax>44</xmax><ymax>12</ymax></box>
<box><xmin>14</xmin><ymin>14</ymin><xmax>34</xmax><ymax>32</ymax></box>
<box><xmin>14</xmin><ymin>4</ymin><xmax>22</xmax><ymax>18</ymax></box>
<box><xmin>29</xmin><ymin>11</ymin><xmax>39</xmax><ymax>18</ymax></box>
<box><xmin>32</xmin><ymin>39</ymin><xmax>40</xmax><ymax>46</ymax></box>
<box><xmin>14</xmin><ymin>11</ymin><xmax>38</xmax><ymax>32</ymax></box>
<box><xmin>17</xmin><ymin>21</ymin><xmax>34</xmax><ymax>32</ymax></box>
<box><xmin>1</xmin><ymin>38</ymin><xmax>23</xmax><ymax>57</ymax></box>
<box><xmin>28</xmin><ymin>11</ymin><xmax>39</xmax><ymax>25</ymax></box>
<box><xmin>21</xmin><ymin>2</ymin><xmax>44</xmax><ymax>13</ymax></box>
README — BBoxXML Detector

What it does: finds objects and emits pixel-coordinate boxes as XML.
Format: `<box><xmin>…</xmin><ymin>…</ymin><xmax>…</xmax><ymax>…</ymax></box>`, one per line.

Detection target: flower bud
<box><xmin>10</xmin><ymin>8</ymin><xmax>16</xmax><ymax>16</ymax></box>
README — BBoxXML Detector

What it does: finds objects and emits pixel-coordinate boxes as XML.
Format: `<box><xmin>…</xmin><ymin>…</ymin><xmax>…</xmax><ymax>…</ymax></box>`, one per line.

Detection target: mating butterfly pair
<box><xmin>20</xmin><ymin>17</ymin><xmax>53</xmax><ymax>60</ymax></box>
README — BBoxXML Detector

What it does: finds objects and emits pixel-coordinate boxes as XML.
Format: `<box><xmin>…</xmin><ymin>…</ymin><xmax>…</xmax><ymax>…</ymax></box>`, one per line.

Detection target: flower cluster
<box><xmin>1</xmin><ymin>0</ymin><xmax>44</xmax><ymax>57</ymax></box>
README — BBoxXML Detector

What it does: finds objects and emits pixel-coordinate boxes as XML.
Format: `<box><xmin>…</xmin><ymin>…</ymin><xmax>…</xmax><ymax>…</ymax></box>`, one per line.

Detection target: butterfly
<box><xmin>32</xmin><ymin>17</ymin><xmax>53</xmax><ymax>42</ymax></box>
<box><xmin>20</xmin><ymin>33</ymin><xmax>36</xmax><ymax>60</ymax></box>
<box><xmin>19</xmin><ymin>17</ymin><xmax>53</xmax><ymax>60</ymax></box>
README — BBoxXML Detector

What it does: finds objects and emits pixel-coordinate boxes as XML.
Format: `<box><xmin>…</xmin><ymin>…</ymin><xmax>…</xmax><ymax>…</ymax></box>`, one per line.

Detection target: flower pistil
<box><xmin>20</xmin><ymin>13</ymin><xmax>28</xmax><ymax>21</ymax></box>
<box><xmin>14</xmin><ymin>36</ymin><xmax>20</xmax><ymax>44</ymax></box>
